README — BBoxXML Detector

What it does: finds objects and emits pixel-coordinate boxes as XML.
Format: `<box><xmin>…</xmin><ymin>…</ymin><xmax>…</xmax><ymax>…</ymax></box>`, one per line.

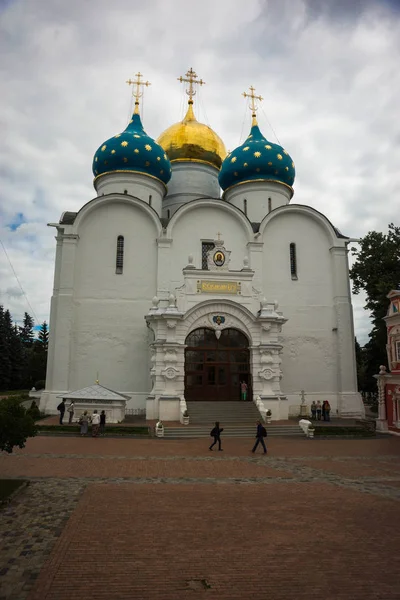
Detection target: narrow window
<box><xmin>243</xmin><ymin>198</ymin><xmax>247</xmax><ymax>215</ymax></box>
<box><xmin>149</xmin><ymin>195</ymin><xmax>152</xmax><ymax>206</ymax></box>
<box><xmin>202</xmin><ymin>241</ymin><xmax>215</xmax><ymax>270</ymax></box>
<box><xmin>167</xmin><ymin>209</ymin><xmax>170</xmax><ymax>219</ymax></box>
<box><xmin>116</xmin><ymin>235</ymin><xmax>124</xmax><ymax>274</ymax></box>
<box><xmin>289</xmin><ymin>242</ymin><xmax>297</xmax><ymax>280</ymax></box>
<box><xmin>268</xmin><ymin>197</ymin><xmax>272</xmax><ymax>213</ymax></box>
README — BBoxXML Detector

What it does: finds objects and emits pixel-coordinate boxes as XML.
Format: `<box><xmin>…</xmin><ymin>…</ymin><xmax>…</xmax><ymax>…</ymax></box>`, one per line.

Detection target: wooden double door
<box><xmin>184</xmin><ymin>328</ymin><xmax>251</xmax><ymax>401</ymax></box>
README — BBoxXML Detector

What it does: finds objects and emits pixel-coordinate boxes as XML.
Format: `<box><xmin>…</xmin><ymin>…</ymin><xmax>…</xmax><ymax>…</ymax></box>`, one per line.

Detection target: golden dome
<box><xmin>157</xmin><ymin>101</ymin><xmax>226</xmax><ymax>170</ymax></box>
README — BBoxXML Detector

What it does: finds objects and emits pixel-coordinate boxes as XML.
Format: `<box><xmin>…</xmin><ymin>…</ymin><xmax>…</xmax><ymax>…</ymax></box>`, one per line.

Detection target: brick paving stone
<box><xmin>11</xmin><ymin>435</ymin><xmax>400</xmax><ymax>458</ymax></box>
<box><xmin>28</xmin><ymin>483</ymin><xmax>400</xmax><ymax>600</ymax></box>
<box><xmin>0</xmin><ymin>455</ymin><xmax>292</xmax><ymax>480</ymax></box>
<box><xmin>0</xmin><ymin>435</ymin><xmax>399</xmax><ymax>600</ymax></box>
<box><xmin>295</xmin><ymin>459</ymin><xmax>396</xmax><ymax>478</ymax></box>
<box><xmin>0</xmin><ymin>480</ymin><xmax>85</xmax><ymax>600</ymax></box>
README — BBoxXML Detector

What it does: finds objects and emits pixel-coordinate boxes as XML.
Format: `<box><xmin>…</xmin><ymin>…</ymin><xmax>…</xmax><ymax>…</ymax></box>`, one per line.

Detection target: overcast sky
<box><xmin>0</xmin><ymin>0</ymin><xmax>399</xmax><ymax>342</ymax></box>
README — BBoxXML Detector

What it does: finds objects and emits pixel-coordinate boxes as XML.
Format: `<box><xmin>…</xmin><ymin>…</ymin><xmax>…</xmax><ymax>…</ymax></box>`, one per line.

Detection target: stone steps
<box><xmin>163</xmin><ymin>425</ymin><xmax>303</xmax><ymax>439</ymax></box>
<box><xmin>186</xmin><ymin>401</ymin><xmax>262</xmax><ymax>424</ymax></box>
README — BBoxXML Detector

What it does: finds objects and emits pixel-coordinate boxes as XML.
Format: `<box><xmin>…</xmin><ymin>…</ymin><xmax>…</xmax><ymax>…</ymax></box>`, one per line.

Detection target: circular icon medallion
<box><xmin>213</xmin><ymin>250</ymin><xmax>225</xmax><ymax>267</ymax></box>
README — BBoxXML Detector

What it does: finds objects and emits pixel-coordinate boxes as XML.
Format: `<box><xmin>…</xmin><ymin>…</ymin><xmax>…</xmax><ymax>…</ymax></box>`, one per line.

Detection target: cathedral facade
<box><xmin>41</xmin><ymin>70</ymin><xmax>364</xmax><ymax>421</ymax></box>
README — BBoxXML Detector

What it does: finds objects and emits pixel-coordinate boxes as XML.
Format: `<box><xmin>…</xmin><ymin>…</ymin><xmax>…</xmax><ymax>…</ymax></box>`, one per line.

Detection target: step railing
<box><xmin>254</xmin><ymin>395</ymin><xmax>267</xmax><ymax>422</ymax></box>
<box><xmin>180</xmin><ymin>397</ymin><xmax>189</xmax><ymax>425</ymax></box>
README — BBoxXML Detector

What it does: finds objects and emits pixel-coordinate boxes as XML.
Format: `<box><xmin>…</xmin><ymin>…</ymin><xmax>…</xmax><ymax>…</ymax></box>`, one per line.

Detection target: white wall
<box><xmin>164</xmin><ymin>203</ymin><xmax>251</xmax><ymax>293</ymax></box>
<box><xmin>69</xmin><ymin>199</ymin><xmax>159</xmax><ymax>403</ymax></box>
<box><xmin>261</xmin><ymin>210</ymin><xmax>338</xmax><ymax>396</ymax></box>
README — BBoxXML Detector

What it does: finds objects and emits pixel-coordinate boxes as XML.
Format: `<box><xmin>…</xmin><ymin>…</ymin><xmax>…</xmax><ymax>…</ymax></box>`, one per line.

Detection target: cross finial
<box><xmin>177</xmin><ymin>67</ymin><xmax>205</xmax><ymax>104</ymax></box>
<box><xmin>216</xmin><ymin>231</ymin><xmax>222</xmax><ymax>241</ymax></box>
<box><xmin>126</xmin><ymin>72</ymin><xmax>151</xmax><ymax>115</ymax></box>
<box><xmin>242</xmin><ymin>85</ymin><xmax>263</xmax><ymax>125</ymax></box>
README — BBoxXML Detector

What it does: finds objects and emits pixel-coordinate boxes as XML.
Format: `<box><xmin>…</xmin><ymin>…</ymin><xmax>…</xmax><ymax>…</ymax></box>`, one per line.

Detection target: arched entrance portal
<box><xmin>185</xmin><ymin>328</ymin><xmax>251</xmax><ymax>401</ymax></box>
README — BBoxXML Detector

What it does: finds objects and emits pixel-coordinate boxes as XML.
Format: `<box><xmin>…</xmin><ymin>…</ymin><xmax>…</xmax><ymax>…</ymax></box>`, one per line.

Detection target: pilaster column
<box><xmin>46</xmin><ymin>232</ymin><xmax>78</xmax><ymax>391</ymax></box>
<box><xmin>330</xmin><ymin>246</ymin><xmax>358</xmax><ymax>402</ymax></box>
<box><xmin>156</xmin><ymin>236</ymin><xmax>173</xmax><ymax>298</ymax></box>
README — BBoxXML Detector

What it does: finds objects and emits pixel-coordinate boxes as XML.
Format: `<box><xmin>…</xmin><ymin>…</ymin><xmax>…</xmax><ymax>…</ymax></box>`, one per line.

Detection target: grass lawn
<box><xmin>0</xmin><ymin>479</ymin><xmax>27</xmax><ymax>503</ymax></box>
<box><xmin>37</xmin><ymin>424</ymin><xmax>150</xmax><ymax>436</ymax></box>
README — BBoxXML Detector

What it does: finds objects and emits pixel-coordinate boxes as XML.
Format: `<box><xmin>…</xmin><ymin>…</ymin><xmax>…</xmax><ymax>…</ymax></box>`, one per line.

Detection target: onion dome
<box><xmin>92</xmin><ymin>112</ymin><xmax>171</xmax><ymax>185</ymax></box>
<box><xmin>219</xmin><ymin>117</ymin><xmax>295</xmax><ymax>192</ymax></box>
<box><xmin>157</xmin><ymin>101</ymin><xmax>227</xmax><ymax>170</ymax></box>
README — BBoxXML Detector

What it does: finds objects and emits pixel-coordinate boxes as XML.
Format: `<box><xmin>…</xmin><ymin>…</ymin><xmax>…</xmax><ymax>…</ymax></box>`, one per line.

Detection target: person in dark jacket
<box><xmin>57</xmin><ymin>399</ymin><xmax>66</xmax><ymax>425</ymax></box>
<box><xmin>251</xmin><ymin>420</ymin><xmax>267</xmax><ymax>454</ymax></box>
<box><xmin>209</xmin><ymin>421</ymin><xmax>224</xmax><ymax>451</ymax></box>
<box><xmin>100</xmin><ymin>410</ymin><xmax>106</xmax><ymax>436</ymax></box>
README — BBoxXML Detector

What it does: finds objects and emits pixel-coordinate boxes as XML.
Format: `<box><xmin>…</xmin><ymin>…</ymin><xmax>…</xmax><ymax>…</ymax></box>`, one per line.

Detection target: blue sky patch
<box><xmin>8</xmin><ymin>212</ymin><xmax>26</xmax><ymax>232</ymax></box>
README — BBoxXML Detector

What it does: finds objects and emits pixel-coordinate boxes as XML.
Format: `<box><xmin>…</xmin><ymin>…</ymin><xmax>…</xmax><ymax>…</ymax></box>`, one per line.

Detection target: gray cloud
<box><xmin>1</xmin><ymin>0</ymin><xmax>399</xmax><ymax>343</ymax></box>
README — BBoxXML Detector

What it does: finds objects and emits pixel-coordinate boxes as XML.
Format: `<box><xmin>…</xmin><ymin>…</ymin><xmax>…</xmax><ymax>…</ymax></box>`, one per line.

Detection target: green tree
<box><xmin>19</xmin><ymin>312</ymin><xmax>35</xmax><ymax>348</ymax></box>
<box><xmin>354</xmin><ymin>337</ymin><xmax>367</xmax><ymax>393</ymax></box>
<box><xmin>30</xmin><ymin>323</ymin><xmax>49</xmax><ymax>385</ymax></box>
<box><xmin>0</xmin><ymin>306</ymin><xmax>11</xmax><ymax>390</ymax></box>
<box><xmin>0</xmin><ymin>397</ymin><xmax>37</xmax><ymax>453</ymax></box>
<box><xmin>9</xmin><ymin>324</ymin><xmax>24</xmax><ymax>390</ymax></box>
<box><xmin>350</xmin><ymin>223</ymin><xmax>400</xmax><ymax>391</ymax></box>
<box><xmin>38</xmin><ymin>321</ymin><xmax>49</xmax><ymax>352</ymax></box>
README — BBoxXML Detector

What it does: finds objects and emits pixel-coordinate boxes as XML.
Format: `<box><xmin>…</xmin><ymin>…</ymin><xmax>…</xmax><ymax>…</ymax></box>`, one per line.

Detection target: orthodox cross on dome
<box><xmin>177</xmin><ymin>68</ymin><xmax>205</xmax><ymax>104</ymax></box>
<box><xmin>242</xmin><ymin>85</ymin><xmax>263</xmax><ymax>125</ymax></box>
<box><xmin>126</xmin><ymin>72</ymin><xmax>151</xmax><ymax>115</ymax></box>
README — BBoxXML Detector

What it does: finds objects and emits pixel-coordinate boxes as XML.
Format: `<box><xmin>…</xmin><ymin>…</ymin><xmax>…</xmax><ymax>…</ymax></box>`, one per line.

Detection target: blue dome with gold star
<box><xmin>92</xmin><ymin>112</ymin><xmax>171</xmax><ymax>185</ymax></box>
<box><xmin>219</xmin><ymin>120</ymin><xmax>295</xmax><ymax>192</ymax></box>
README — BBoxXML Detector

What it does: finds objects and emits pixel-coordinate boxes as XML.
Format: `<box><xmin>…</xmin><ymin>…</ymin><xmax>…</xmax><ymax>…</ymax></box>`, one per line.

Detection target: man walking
<box><xmin>251</xmin><ymin>420</ymin><xmax>267</xmax><ymax>454</ymax></box>
<box><xmin>209</xmin><ymin>421</ymin><xmax>224</xmax><ymax>451</ymax></box>
<box><xmin>57</xmin><ymin>399</ymin><xmax>66</xmax><ymax>425</ymax></box>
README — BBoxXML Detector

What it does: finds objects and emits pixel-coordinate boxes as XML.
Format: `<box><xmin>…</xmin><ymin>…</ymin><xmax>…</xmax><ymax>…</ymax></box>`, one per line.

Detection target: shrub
<box><xmin>27</xmin><ymin>401</ymin><xmax>41</xmax><ymax>421</ymax></box>
<box><xmin>0</xmin><ymin>397</ymin><xmax>37</xmax><ymax>453</ymax></box>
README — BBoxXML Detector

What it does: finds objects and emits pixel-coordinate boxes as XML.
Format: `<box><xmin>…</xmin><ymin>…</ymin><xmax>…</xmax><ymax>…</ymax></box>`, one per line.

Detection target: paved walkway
<box><xmin>0</xmin><ymin>437</ymin><xmax>400</xmax><ymax>599</ymax></box>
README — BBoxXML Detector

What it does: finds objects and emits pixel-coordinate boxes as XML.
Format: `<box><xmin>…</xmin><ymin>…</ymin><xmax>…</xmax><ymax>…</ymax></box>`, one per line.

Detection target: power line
<box><xmin>239</xmin><ymin>97</ymin><xmax>249</xmax><ymax>145</ymax></box>
<box><xmin>260</xmin><ymin>104</ymin><xmax>282</xmax><ymax>146</ymax></box>
<box><xmin>0</xmin><ymin>238</ymin><xmax>39</xmax><ymax>323</ymax></box>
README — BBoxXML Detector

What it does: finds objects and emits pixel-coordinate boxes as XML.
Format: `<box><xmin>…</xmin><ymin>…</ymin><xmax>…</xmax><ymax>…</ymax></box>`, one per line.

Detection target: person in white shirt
<box><xmin>91</xmin><ymin>410</ymin><xmax>100</xmax><ymax>437</ymax></box>
<box><xmin>67</xmin><ymin>401</ymin><xmax>75</xmax><ymax>424</ymax></box>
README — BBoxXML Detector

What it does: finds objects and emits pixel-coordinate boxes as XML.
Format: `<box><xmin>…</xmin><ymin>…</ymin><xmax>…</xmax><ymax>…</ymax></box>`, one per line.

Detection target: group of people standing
<box><xmin>209</xmin><ymin>420</ymin><xmax>268</xmax><ymax>454</ymax></box>
<box><xmin>56</xmin><ymin>399</ymin><xmax>106</xmax><ymax>436</ymax></box>
<box><xmin>310</xmin><ymin>400</ymin><xmax>331</xmax><ymax>421</ymax></box>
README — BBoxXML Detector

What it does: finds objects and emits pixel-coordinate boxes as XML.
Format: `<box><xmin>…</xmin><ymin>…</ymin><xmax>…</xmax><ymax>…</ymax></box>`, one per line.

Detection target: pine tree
<box><xmin>9</xmin><ymin>324</ymin><xmax>24</xmax><ymax>390</ymax></box>
<box><xmin>38</xmin><ymin>321</ymin><xmax>49</xmax><ymax>352</ymax></box>
<box><xmin>19</xmin><ymin>312</ymin><xmax>35</xmax><ymax>348</ymax></box>
<box><xmin>31</xmin><ymin>321</ymin><xmax>48</xmax><ymax>385</ymax></box>
<box><xmin>0</xmin><ymin>306</ymin><xmax>11</xmax><ymax>390</ymax></box>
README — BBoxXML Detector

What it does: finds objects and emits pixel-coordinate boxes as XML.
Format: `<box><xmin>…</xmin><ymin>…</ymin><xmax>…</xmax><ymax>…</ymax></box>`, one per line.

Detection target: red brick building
<box><xmin>376</xmin><ymin>290</ymin><xmax>400</xmax><ymax>434</ymax></box>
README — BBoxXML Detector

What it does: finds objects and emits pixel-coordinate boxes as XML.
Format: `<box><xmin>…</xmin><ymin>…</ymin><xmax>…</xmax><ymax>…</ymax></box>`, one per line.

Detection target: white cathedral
<box><xmin>41</xmin><ymin>69</ymin><xmax>364</xmax><ymax>422</ymax></box>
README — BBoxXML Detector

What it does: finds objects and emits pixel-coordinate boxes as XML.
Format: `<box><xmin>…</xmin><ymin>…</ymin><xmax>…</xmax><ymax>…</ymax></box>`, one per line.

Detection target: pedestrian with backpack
<box><xmin>209</xmin><ymin>421</ymin><xmax>224</xmax><ymax>451</ymax></box>
<box><xmin>57</xmin><ymin>399</ymin><xmax>66</xmax><ymax>425</ymax></box>
<box><xmin>251</xmin><ymin>420</ymin><xmax>267</xmax><ymax>454</ymax></box>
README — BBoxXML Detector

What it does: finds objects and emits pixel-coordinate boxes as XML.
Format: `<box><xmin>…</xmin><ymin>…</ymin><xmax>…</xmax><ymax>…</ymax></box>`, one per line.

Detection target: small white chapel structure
<box><xmin>40</xmin><ymin>69</ymin><xmax>364</xmax><ymax>422</ymax></box>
